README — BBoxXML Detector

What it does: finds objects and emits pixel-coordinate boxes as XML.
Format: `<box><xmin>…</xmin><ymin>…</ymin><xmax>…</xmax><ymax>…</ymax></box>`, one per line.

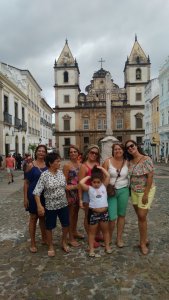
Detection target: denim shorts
<box><xmin>88</xmin><ymin>208</ymin><xmax>109</xmax><ymax>225</ymax></box>
<box><xmin>45</xmin><ymin>206</ymin><xmax>69</xmax><ymax>230</ymax></box>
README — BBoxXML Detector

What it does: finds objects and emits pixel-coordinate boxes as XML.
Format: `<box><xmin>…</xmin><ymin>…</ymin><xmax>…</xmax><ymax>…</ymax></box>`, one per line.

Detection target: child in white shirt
<box><xmin>80</xmin><ymin>166</ymin><xmax>112</xmax><ymax>257</ymax></box>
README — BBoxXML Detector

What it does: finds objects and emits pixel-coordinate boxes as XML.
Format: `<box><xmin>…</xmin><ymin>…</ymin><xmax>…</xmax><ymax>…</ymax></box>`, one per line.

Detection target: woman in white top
<box><xmin>103</xmin><ymin>143</ymin><xmax>129</xmax><ymax>248</ymax></box>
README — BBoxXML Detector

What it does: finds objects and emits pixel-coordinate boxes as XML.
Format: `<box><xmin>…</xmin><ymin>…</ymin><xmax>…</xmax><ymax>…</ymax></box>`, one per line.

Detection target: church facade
<box><xmin>54</xmin><ymin>37</ymin><xmax>150</xmax><ymax>158</ymax></box>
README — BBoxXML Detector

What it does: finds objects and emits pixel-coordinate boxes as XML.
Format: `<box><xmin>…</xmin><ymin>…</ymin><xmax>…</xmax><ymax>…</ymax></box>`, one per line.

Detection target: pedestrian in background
<box><xmin>6</xmin><ymin>153</ymin><xmax>16</xmax><ymax>184</ymax></box>
<box><xmin>24</xmin><ymin>145</ymin><xmax>47</xmax><ymax>253</ymax></box>
<box><xmin>125</xmin><ymin>140</ymin><xmax>156</xmax><ymax>255</ymax></box>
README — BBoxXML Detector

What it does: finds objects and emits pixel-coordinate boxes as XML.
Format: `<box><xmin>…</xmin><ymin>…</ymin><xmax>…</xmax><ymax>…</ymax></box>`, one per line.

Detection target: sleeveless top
<box><xmin>108</xmin><ymin>160</ymin><xmax>128</xmax><ymax>189</ymax></box>
<box><xmin>25</xmin><ymin>164</ymin><xmax>47</xmax><ymax>213</ymax></box>
<box><xmin>89</xmin><ymin>184</ymin><xmax>108</xmax><ymax>209</ymax></box>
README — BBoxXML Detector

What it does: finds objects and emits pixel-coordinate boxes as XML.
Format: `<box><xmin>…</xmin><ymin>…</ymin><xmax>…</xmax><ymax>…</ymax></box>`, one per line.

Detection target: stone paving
<box><xmin>0</xmin><ymin>165</ymin><xmax>169</xmax><ymax>300</ymax></box>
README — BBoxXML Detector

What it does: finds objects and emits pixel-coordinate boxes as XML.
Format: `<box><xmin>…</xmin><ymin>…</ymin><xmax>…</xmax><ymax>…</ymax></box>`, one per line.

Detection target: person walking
<box><xmin>24</xmin><ymin>145</ymin><xmax>47</xmax><ymax>253</ymax></box>
<box><xmin>125</xmin><ymin>140</ymin><xmax>156</xmax><ymax>255</ymax></box>
<box><xmin>6</xmin><ymin>153</ymin><xmax>16</xmax><ymax>184</ymax></box>
<box><xmin>103</xmin><ymin>143</ymin><xmax>129</xmax><ymax>247</ymax></box>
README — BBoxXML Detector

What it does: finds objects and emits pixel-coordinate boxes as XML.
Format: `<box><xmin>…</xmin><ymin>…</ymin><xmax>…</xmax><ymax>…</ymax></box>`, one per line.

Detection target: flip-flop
<box><xmin>73</xmin><ymin>233</ymin><xmax>85</xmax><ymax>239</ymax></box>
<box><xmin>68</xmin><ymin>241</ymin><xmax>80</xmax><ymax>247</ymax></box>
<box><xmin>89</xmin><ymin>252</ymin><xmax>101</xmax><ymax>258</ymax></box>
<box><xmin>62</xmin><ymin>245</ymin><xmax>70</xmax><ymax>253</ymax></box>
<box><xmin>29</xmin><ymin>247</ymin><xmax>37</xmax><ymax>253</ymax></box>
<box><xmin>48</xmin><ymin>250</ymin><xmax>55</xmax><ymax>257</ymax></box>
<box><xmin>105</xmin><ymin>248</ymin><xmax>113</xmax><ymax>254</ymax></box>
<box><xmin>116</xmin><ymin>241</ymin><xmax>124</xmax><ymax>248</ymax></box>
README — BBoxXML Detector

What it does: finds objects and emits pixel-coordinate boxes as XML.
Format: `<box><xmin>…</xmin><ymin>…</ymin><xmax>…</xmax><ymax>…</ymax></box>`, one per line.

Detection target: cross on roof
<box><xmin>98</xmin><ymin>58</ymin><xmax>105</xmax><ymax>69</ymax></box>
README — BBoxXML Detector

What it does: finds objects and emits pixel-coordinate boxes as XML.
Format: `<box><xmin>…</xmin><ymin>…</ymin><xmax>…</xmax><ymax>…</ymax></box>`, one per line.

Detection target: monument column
<box><xmin>105</xmin><ymin>72</ymin><xmax>113</xmax><ymax>136</ymax></box>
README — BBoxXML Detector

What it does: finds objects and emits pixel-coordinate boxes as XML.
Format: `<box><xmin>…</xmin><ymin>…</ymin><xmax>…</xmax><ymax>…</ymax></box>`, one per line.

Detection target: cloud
<box><xmin>0</xmin><ymin>0</ymin><xmax>169</xmax><ymax>107</ymax></box>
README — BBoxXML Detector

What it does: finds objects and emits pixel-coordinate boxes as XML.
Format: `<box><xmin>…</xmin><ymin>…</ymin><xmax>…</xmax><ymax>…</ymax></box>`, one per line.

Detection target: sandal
<box><xmin>68</xmin><ymin>240</ymin><xmax>80</xmax><ymax>247</ymax></box>
<box><xmin>116</xmin><ymin>240</ymin><xmax>124</xmax><ymax>248</ymax></box>
<box><xmin>105</xmin><ymin>248</ymin><xmax>113</xmax><ymax>254</ymax></box>
<box><xmin>62</xmin><ymin>245</ymin><xmax>70</xmax><ymax>253</ymax></box>
<box><xmin>29</xmin><ymin>247</ymin><xmax>37</xmax><ymax>253</ymax></box>
<box><xmin>140</xmin><ymin>245</ymin><xmax>149</xmax><ymax>255</ymax></box>
<box><xmin>89</xmin><ymin>252</ymin><xmax>101</xmax><ymax>258</ymax></box>
<box><xmin>48</xmin><ymin>250</ymin><xmax>55</xmax><ymax>257</ymax></box>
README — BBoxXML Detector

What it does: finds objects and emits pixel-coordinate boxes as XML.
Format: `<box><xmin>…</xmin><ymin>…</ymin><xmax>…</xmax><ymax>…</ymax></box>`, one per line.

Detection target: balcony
<box><xmin>4</xmin><ymin>112</ymin><xmax>12</xmax><ymax>125</ymax></box>
<box><xmin>14</xmin><ymin>117</ymin><xmax>21</xmax><ymax>128</ymax></box>
<box><xmin>22</xmin><ymin>120</ymin><xmax>27</xmax><ymax>131</ymax></box>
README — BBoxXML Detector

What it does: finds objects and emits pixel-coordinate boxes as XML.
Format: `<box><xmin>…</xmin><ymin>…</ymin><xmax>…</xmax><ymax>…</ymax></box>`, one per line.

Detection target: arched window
<box><xmin>135</xmin><ymin>113</ymin><xmax>143</xmax><ymax>129</ymax></box>
<box><xmin>64</xmin><ymin>71</ymin><xmax>69</xmax><ymax>83</ymax></box>
<box><xmin>136</xmin><ymin>68</ymin><xmax>141</xmax><ymax>80</ymax></box>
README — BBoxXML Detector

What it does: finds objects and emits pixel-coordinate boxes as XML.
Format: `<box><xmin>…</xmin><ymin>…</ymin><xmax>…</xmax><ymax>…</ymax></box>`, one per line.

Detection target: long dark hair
<box><xmin>124</xmin><ymin>140</ymin><xmax>146</xmax><ymax>160</ymax></box>
<box><xmin>34</xmin><ymin>145</ymin><xmax>47</xmax><ymax>160</ymax></box>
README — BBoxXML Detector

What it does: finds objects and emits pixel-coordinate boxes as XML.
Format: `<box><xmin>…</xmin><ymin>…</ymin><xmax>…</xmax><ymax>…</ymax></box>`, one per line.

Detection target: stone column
<box><xmin>105</xmin><ymin>72</ymin><xmax>113</xmax><ymax>136</ymax></box>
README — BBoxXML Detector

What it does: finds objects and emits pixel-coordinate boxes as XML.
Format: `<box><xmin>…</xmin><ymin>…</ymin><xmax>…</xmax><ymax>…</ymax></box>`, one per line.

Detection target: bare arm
<box><xmin>97</xmin><ymin>166</ymin><xmax>110</xmax><ymax>186</ymax></box>
<box><xmin>34</xmin><ymin>195</ymin><xmax>45</xmax><ymax>216</ymax></box>
<box><xmin>142</xmin><ymin>171</ymin><xmax>154</xmax><ymax>204</ymax></box>
<box><xmin>23</xmin><ymin>179</ymin><xmax>29</xmax><ymax>209</ymax></box>
<box><xmin>79</xmin><ymin>176</ymin><xmax>90</xmax><ymax>192</ymax></box>
<box><xmin>78</xmin><ymin>164</ymin><xmax>87</xmax><ymax>208</ymax></box>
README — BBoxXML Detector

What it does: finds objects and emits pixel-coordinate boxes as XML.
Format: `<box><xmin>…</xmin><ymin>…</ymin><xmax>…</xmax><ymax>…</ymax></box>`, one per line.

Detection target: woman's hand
<box><xmin>24</xmin><ymin>197</ymin><xmax>29</xmax><ymax>209</ymax></box>
<box><xmin>66</xmin><ymin>185</ymin><xmax>75</xmax><ymax>191</ymax></box>
<box><xmin>142</xmin><ymin>193</ymin><xmax>148</xmax><ymax>205</ymax></box>
<box><xmin>37</xmin><ymin>205</ymin><xmax>45</xmax><ymax>217</ymax></box>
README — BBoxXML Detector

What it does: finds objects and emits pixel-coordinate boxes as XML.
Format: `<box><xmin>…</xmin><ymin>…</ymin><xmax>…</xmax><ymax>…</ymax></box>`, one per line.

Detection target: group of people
<box><xmin>23</xmin><ymin>141</ymin><xmax>156</xmax><ymax>257</ymax></box>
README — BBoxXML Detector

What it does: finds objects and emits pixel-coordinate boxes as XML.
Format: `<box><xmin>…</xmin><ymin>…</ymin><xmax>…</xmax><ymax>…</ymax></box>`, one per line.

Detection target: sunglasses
<box><xmin>126</xmin><ymin>143</ymin><xmax>135</xmax><ymax>150</ymax></box>
<box><xmin>89</xmin><ymin>150</ymin><xmax>99</xmax><ymax>156</ymax></box>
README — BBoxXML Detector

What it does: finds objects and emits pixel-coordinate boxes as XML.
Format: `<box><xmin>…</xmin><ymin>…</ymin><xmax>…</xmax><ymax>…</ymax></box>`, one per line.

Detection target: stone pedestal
<box><xmin>101</xmin><ymin>136</ymin><xmax>119</xmax><ymax>163</ymax></box>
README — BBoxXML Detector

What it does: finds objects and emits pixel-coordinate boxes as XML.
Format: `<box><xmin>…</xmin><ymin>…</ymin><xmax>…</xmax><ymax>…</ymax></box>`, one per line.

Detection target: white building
<box><xmin>159</xmin><ymin>58</ymin><xmax>169</xmax><ymax>162</ymax></box>
<box><xmin>40</xmin><ymin>98</ymin><xmax>54</xmax><ymax>148</ymax></box>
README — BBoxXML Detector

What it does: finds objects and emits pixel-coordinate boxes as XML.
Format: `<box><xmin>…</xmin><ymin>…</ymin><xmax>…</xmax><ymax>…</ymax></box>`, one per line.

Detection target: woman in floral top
<box><xmin>125</xmin><ymin>140</ymin><xmax>156</xmax><ymax>255</ymax></box>
<box><xmin>33</xmin><ymin>152</ymin><xmax>69</xmax><ymax>257</ymax></box>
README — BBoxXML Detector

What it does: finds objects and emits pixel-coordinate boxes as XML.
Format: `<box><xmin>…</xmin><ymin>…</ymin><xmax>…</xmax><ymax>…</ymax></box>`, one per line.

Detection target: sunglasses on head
<box><xmin>126</xmin><ymin>143</ymin><xmax>135</xmax><ymax>150</ymax></box>
<box><xmin>90</xmin><ymin>150</ymin><xmax>99</xmax><ymax>156</ymax></box>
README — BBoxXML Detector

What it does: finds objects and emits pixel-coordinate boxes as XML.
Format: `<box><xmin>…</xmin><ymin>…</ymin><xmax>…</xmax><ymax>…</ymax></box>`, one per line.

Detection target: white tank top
<box><xmin>88</xmin><ymin>184</ymin><xmax>108</xmax><ymax>209</ymax></box>
<box><xmin>108</xmin><ymin>160</ymin><xmax>128</xmax><ymax>189</ymax></box>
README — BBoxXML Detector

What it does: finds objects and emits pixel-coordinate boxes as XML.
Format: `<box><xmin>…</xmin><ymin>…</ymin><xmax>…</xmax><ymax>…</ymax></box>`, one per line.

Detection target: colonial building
<box><xmin>144</xmin><ymin>78</ymin><xmax>159</xmax><ymax>160</ymax></box>
<box><xmin>0</xmin><ymin>63</ymin><xmax>53</xmax><ymax>158</ymax></box>
<box><xmin>159</xmin><ymin>57</ymin><xmax>169</xmax><ymax>162</ymax></box>
<box><xmin>54</xmin><ymin>37</ymin><xmax>150</xmax><ymax>158</ymax></box>
<box><xmin>40</xmin><ymin>97</ymin><xmax>54</xmax><ymax>147</ymax></box>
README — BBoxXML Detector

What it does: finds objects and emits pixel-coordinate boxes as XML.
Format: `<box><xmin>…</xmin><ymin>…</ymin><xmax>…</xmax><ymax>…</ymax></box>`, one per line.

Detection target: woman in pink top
<box><xmin>78</xmin><ymin>145</ymin><xmax>101</xmax><ymax>247</ymax></box>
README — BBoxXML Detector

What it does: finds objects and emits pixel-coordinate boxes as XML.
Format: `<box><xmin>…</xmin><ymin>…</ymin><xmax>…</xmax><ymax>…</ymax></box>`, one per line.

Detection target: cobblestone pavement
<box><xmin>0</xmin><ymin>165</ymin><xmax>169</xmax><ymax>300</ymax></box>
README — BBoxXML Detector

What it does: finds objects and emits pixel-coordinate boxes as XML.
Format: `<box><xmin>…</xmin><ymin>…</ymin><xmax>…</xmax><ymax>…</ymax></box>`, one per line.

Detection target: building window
<box><xmin>83</xmin><ymin>119</ymin><xmax>89</xmax><ymax>130</ymax></box>
<box><xmin>161</xmin><ymin>113</ymin><xmax>164</xmax><ymax>126</ymax></box>
<box><xmin>64</xmin><ymin>138</ymin><xmax>70</xmax><ymax>146</ymax></box>
<box><xmin>97</xmin><ymin>119</ymin><xmax>106</xmax><ymax>130</ymax></box>
<box><xmin>64</xmin><ymin>119</ymin><xmax>70</xmax><ymax>131</ymax></box>
<box><xmin>4</xmin><ymin>95</ymin><xmax>8</xmax><ymax>112</ymax></box>
<box><xmin>161</xmin><ymin>84</ymin><xmax>163</xmax><ymax>96</ymax></box>
<box><xmin>136</xmin><ymin>68</ymin><xmax>141</xmax><ymax>80</ymax></box>
<box><xmin>136</xmin><ymin>93</ymin><xmax>142</xmax><ymax>101</ymax></box>
<box><xmin>116</xmin><ymin>119</ymin><xmax>123</xmax><ymax>129</ymax></box>
<box><xmin>135</xmin><ymin>113</ymin><xmax>143</xmax><ymax>129</ymax></box>
<box><xmin>14</xmin><ymin>102</ymin><xmax>18</xmax><ymax>118</ymax></box>
<box><xmin>64</xmin><ymin>95</ymin><xmax>70</xmax><ymax>103</ymax></box>
<box><xmin>64</xmin><ymin>71</ymin><xmax>69</xmax><ymax>83</ymax></box>
<box><xmin>84</xmin><ymin>137</ymin><xmax>89</xmax><ymax>144</ymax></box>
<box><xmin>136</xmin><ymin>136</ymin><xmax>143</xmax><ymax>145</ymax></box>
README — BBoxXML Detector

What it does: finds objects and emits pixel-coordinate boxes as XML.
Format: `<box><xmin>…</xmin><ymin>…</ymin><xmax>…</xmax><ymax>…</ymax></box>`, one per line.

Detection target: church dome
<box><xmin>93</xmin><ymin>68</ymin><xmax>109</xmax><ymax>78</ymax></box>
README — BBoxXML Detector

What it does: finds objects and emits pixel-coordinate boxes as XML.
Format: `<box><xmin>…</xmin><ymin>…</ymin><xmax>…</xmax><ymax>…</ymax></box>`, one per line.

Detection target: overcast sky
<box><xmin>0</xmin><ymin>0</ymin><xmax>169</xmax><ymax>108</ymax></box>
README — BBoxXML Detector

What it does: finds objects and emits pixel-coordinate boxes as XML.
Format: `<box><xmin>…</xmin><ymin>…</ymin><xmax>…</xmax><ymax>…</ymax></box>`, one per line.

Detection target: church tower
<box><xmin>54</xmin><ymin>40</ymin><xmax>80</xmax><ymax>157</ymax></box>
<box><xmin>124</xmin><ymin>35</ymin><xmax>150</xmax><ymax>144</ymax></box>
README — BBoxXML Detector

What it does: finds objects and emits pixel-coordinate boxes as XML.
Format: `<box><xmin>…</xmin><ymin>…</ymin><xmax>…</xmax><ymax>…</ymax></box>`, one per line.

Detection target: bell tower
<box><xmin>54</xmin><ymin>40</ymin><xmax>80</xmax><ymax>157</ymax></box>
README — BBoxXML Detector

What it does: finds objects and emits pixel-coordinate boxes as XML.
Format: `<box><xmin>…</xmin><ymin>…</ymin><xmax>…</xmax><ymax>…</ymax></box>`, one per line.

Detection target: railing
<box><xmin>4</xmin><ymin>112</ymin><xmax>12</xmax><ymax>125</ymax></box>
<box><xmin>22</xmin><ymin>120</ymin><xmax>27</xmax><ymax>131</ymax></box>
<box><xmin>14</xmin><ymin>117</ymin><xmax>21</xmax><ymax>127</ymax></box>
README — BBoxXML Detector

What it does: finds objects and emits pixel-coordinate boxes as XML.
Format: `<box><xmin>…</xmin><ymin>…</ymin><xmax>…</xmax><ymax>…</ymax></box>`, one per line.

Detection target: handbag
<box><xmin>107</xmin><ymin>184</ymin><xmax>116</xmax><ymax>197</ymax></box>
<box><xmin>107</xmin><ymin>160</ymin><xmax>124</xmax><ymax>197</ymax></box>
